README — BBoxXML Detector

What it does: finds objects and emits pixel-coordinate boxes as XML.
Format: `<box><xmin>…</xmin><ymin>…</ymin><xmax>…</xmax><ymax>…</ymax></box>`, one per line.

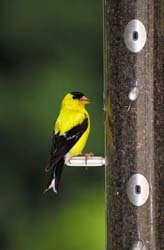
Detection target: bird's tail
<box><xmin>44</xmin><ymin>158</ymin><xmax>64</xmax><ymax>193</ymax></box>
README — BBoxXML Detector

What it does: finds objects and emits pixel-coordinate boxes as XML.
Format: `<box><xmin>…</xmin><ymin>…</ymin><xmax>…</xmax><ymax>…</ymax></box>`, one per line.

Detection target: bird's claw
<box><xmin>84</xmin><ymin>152</ymin><xmax>94</xmax><ymax>165</ymax></box>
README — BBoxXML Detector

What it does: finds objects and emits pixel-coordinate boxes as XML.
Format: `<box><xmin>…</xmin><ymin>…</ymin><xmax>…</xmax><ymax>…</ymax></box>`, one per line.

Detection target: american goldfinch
<box><xmin>44</xmin><ymin>91</ymin><xmax>90</xmax><ymax>193</ymax></box>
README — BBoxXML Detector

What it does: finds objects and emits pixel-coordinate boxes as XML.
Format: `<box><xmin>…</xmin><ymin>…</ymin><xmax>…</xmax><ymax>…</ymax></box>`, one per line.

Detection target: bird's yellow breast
<box><xmin>54</xmin><ymin>107</ymin><xmax>90</xmax><ymax>157</ymax></box>
<box><xmin>69</xmin><ymin>114</ymin><xmax>90</xmax><ymax>157</ymax></box>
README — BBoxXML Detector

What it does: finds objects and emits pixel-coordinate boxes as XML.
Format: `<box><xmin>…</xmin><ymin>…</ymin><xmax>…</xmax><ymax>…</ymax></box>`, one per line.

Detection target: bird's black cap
<box><xmin>71</xmin><ymin>91</ymin><xmax>85</xmax><ymax>100</ymax></box>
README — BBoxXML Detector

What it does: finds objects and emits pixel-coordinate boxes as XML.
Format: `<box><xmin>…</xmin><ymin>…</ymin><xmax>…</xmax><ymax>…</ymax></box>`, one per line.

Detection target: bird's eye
<box><xmin>72</xmin><ymin>96</ymin><xmax>76</xmax><ymax>99</ymax></box>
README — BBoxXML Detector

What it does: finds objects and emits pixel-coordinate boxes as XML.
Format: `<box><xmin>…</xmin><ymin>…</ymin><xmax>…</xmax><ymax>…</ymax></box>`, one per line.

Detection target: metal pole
<box><xmin>104</xmin><ymin>0</ymin><xmax>164</xmax><ymax>249</ymax></box>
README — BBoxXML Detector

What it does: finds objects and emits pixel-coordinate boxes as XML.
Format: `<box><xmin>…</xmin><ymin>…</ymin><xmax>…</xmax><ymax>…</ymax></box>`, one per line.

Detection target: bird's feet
<box><xmin>83</xmin><ymin>152</ymin><xmax>94</xmax><ymax>165</ymax></box>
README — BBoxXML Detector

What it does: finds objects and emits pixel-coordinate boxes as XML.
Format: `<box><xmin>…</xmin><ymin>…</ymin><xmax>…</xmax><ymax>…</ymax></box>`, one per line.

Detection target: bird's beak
<box><xmin>80</xmin><ymin>96</ymin><xmax>90</xmax><ymax>104</ymax></box>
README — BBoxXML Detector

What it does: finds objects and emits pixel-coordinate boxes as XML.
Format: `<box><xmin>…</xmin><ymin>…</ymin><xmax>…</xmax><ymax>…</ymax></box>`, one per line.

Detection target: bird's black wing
<box><xmin>45</xmin><ymin>117</ymin><xmax>88</xmax><ymax>171</ymax></box>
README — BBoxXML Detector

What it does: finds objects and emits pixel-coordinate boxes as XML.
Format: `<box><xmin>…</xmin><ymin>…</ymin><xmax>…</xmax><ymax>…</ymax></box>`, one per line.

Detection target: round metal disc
<box><xmin>126</xmin><ymin>174</ymin><xmax>149</xmax><ymax>206</ymax></box>
<box><xmin>124</xmin><ymin>19</ymin><xmax>147</xmax><ymax>53</ymax></box>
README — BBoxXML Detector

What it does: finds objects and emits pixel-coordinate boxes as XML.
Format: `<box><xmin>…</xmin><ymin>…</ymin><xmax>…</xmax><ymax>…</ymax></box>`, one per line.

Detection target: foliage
<box><xmin>0</xmin><ymin>0</ymin><xmax>104</xmax><ymax>249</ymax></box>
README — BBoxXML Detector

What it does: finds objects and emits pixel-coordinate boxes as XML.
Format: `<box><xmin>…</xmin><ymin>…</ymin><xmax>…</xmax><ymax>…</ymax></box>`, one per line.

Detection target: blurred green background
<box><xmin>0</xmin><ymin>0</ymin><xmax>104</xmax><ymax>249</ymax></box>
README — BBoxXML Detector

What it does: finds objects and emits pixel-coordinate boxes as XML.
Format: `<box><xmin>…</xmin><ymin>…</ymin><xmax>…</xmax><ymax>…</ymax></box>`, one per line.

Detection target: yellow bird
<box><xmin>44</xmin><ymin>92</ymin><xmax>90</xmax><ymax>193</ymax></box>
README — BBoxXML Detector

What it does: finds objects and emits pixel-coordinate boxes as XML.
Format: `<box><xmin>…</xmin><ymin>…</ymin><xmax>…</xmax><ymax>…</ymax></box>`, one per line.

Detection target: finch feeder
<box><xmin>49</xmin><ymin>1</ymin><xmax>164</xmax><ymax>249</ymax></box>
<box><xmin>104</xmin><ymin>0</ymin><xmax>164</xmax><ymax>249</ymax></box>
